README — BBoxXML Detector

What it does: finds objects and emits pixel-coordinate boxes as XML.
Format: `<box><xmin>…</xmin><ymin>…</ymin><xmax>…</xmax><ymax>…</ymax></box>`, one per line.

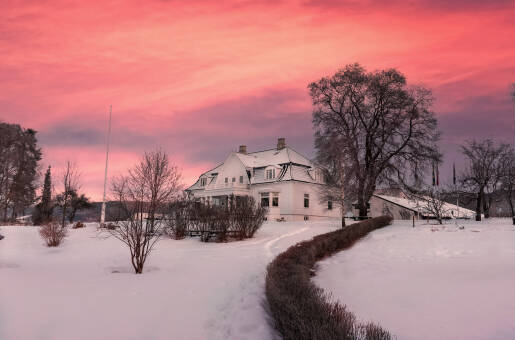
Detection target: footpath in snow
<box><xmin>0</xmin><ymin>220</ymin><xmax>339</xmax><ymax>340</ymax></box>
<box><xmin>314</xmin><ymin>219</ymin><xmax>515</xmax><ymax>340</ymax></box>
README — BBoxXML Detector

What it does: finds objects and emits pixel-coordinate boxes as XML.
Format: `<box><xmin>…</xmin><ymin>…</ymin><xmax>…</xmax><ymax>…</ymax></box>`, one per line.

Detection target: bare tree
<box><xmin>107</xmin><ymin>150</ymin><xmax>182</xmax><ymax>274</ymax></box>
<box><xmin>310</xmin><ymin>64</ymin><xmax>441</xmax><ymax>220</ymax></box>
<box><xmin>317</xmin><ymin>159</ymin><xmax>352</xmax><ymax>227</ymax></box>
<box><xmin>499</xmin><ymin>146</ymin><xmax>514</xmax><ymax>224</ymax></box>
<box><xmin>408</xmin><ymin>186</ymin><xmax>452</xmax><ymax>224</ymax></box>
<box><xmin>55</xmin><ymin>161</ymin><xmax>80</xmax><ymax>228</ymax></box>
<box><xmin>461</xmin><ymin>139</ymin><xmax>510</xmax><ymax>220</ymax></box>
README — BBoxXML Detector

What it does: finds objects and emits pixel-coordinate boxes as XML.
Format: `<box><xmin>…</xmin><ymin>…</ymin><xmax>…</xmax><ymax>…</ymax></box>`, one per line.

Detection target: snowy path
<box><xmin>0</xmin><ymin>221</ymin><xmax>339</xmax><ymax>340</ymax></box>
<box><xmin>314</xmin><ymin>219</ymin><xmax>515</xmax><ymax>340</ymax></box>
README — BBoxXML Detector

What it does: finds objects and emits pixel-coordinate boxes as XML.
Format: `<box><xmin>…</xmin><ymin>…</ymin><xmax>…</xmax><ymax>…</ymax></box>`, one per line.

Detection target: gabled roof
<box><xmin>373</xmin><ymin>194</ymin><xmax>476</xmax><ymax>218</ymax></box>
<box><xmin>234</xmin><ymin>146</ymin><xmax>313</xmax><ymax>168</ymax></box>
<box><xmin>186</xmin><ymin>145</ymin><xmax>322</xmax><ymax>191</ymax></box>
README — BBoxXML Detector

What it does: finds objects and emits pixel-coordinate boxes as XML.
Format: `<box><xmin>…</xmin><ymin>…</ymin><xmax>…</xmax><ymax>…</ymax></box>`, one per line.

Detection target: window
<box><xmin>266</xmin><ymin>168</ymin><xmax>276</xmax><ymax>180</ymax></box>
<box><xmin>328</xmin><ymin>200</ymin><xmax>333</xmax><ymax>210</ymax></box>
<box><xmin>200</xmin><ymin>178</ymin><xmax>207</xmax><ymax>186</ymax></box>
<box><xmin>225</xmin><ymin>177</ymin><xmax>228</xmax><ymax>184</ymax></box>
<box><xmin>272</xmin><ymin>193</ymin><xmax>279</xmax><ymax>207</ymax></box>
<box><xmin>304</xmin><ymin>194</ymin><xmax>309</xmax><ymax>208</ymax></box>
<box><xmin>232</xmin><ymin>177</ymin><xmax>235</xmax><ymax>183</ymax></box>
<box><xmin>239</xmin><ymin>176</ymin><xmax>243</xmax><ymax>184</ymax></box>
<box><xmin>261</xmin><ymin>192</ymin><xmax>270</xmax><ymax>207</ymax></box>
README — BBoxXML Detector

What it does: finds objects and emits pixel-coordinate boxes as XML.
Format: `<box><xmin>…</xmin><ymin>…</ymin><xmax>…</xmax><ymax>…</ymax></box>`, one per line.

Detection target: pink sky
<box><xmin>2</xmin><ymin>0</ymin><xmax>514</xmax><ymax>200</ymax></box>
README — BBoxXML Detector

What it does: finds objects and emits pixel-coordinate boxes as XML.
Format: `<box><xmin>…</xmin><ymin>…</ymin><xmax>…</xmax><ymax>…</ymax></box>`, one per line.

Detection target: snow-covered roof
<box><xmin>186</xmin><ymin>144</ymin><xmax>323</xmax><ymax>191</ymax></box>
<box><xmin>373</xmin><ymin>194</ymin><xmax>476</xmax><ymax>219</ymax></box>
<box><xmin>234</xmin><ymin>147</ymin><xmax>313</xmax><ymax>168</ymax></box>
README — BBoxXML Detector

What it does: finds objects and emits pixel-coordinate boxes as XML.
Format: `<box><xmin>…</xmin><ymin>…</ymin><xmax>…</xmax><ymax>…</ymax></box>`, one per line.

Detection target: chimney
<box><xmin>238</xmin><ymin>145</ymin><xmax>247</xmax><ymax>154</ymax></box>
<box><xmin>277</xmin><ymin>137</ymin><xmax>286</xmax><ymax>150</ymax></box>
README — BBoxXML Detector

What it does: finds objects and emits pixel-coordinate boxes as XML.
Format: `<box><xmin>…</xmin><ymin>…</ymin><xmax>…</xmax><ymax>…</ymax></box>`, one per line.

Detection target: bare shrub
<box><xmin>72</xmin><ymin>221</ymin><xmax>85</xmax><ymax>229</ymax></box>
<box><xmin>165</xmin><ymin>199</ymin><xmax>193</xmax><ymax>240</ymax></box>
<box><xmin>40</xmin><ymin>222</ymin><xmax>67</xmax><ymax>247</ymax></box>
<box><xmin>163</xmin><ymin>195</ymin><xmax>266</xmax><ymax>243</ymax></box>
<box><xmin>266</xmin><ymin>216</ymin><xmax>393</xmax><ymax>340</ymax></box>
<box><xmin>105</xmin><ymin>223</ymin><xmax>117</xmax><ymax>230</ymax></box>
<box><xmin>230</xmin><ymin>196</ymin><xmax>267</xmax><ymax>240</ymax></box>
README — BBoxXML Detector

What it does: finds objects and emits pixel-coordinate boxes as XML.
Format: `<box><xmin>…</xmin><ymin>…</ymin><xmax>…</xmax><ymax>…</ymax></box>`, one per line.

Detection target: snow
<box><xmin>314</xmin><ymin>219</ymin><xmax>515</xmax><ymax>340</ymax></box>
<box><xmin>0</xmin><ymin>220</ymin><xmax>340</xmax><ymax>340</ymax></box>
<box><xmin>374</xmin><ymin>194</ymin><xmax>476</xmax><ymax>219</ymax></box>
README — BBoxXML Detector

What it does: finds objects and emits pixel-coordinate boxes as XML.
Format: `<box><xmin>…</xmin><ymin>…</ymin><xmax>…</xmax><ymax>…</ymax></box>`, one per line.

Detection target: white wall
<box><xmin>251</xmin><ymin>181</ymin><xmax>340</xmax><ymax>221</ymax></box>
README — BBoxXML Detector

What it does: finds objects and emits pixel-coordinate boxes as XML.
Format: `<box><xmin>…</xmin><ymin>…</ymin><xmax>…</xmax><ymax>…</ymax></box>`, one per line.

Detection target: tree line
<box><xmin>0</xmin><ymin>122</ymin><xmax>91</xmax><ymax>225</ymax></box>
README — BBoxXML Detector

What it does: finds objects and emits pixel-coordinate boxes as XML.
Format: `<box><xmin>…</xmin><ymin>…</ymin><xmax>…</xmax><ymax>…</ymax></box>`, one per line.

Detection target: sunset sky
<box><xmin>2</xmin><ymin>0</ymin><xmax>514</xmax><ymax>200</ymax></box>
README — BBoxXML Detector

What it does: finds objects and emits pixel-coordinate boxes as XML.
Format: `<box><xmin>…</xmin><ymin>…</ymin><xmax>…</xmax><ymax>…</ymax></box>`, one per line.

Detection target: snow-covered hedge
<box><xmin>265</xmin><ymin>216</ymin><xmax>393</xmax><ymax>340</ymax></box>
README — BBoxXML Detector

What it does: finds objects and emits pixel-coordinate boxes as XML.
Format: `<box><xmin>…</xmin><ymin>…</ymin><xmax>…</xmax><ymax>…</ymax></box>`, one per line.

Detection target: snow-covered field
<box><xmin>314</xmin><ymin>219</ymin><xmax>515</xmax><ymax>340</ymax></box>
<box><xmin>0</xmin><ymin>220</ymin><xmax>340</xmax><ymax>340</ymax></box>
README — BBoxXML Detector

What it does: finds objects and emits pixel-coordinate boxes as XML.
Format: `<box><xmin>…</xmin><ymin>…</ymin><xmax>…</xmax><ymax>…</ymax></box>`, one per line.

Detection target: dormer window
<box><xmin>266</xmin><ymin>168</ymin><xmax>276</xmax><ymax>180</ymax></box>
<box><xmin>200</xmin><ymin>178</ymin><xmax>207</xmax><ymax>187</ymax></box>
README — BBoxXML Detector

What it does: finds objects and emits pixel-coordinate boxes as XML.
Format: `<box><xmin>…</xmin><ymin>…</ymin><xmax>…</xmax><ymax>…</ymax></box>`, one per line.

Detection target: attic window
<box><xmin>200</xmin><ymin>178</ymin><xmax>207</xmax><ymax>186</ymax></box>
<box><xmin>266</xmin><ymin>169</ymin><xmax>276</xmax><ymax>180</ymax></box>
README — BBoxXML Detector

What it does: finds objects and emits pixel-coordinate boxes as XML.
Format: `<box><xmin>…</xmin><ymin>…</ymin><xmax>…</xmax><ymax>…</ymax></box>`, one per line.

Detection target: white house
<box><xmin>186</xmin><ymin>138</ymin><xmax>340</xmax><ymax>221</ymax></box>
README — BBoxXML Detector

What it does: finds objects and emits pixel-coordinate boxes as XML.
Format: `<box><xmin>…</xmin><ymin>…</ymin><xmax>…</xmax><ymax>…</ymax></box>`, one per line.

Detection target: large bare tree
<box><xmin>461</xmin><ymin>139</ymin><xmax>510</xmax><ymax>220</ymax></box>
<box><xmin>310</xmin><ymin>64</ymin><xmax>441</xmax><ymax>220</ymax></box>
<box><xmin>107</xmin><ymin>149</ymin><xmax>182</xmax><ymax>274</ymax></box>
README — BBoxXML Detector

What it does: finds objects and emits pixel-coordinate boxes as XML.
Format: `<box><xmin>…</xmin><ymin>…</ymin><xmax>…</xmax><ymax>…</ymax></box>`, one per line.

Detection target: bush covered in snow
<box><xmin>265</xmin><ymin>216</ymin><xmax>393</xmax><ymax>340</ymax></box>
<box><xmin>39</xmin><ymin>222</ymin><xmax>67</xmax><ymax>247</ymax></box>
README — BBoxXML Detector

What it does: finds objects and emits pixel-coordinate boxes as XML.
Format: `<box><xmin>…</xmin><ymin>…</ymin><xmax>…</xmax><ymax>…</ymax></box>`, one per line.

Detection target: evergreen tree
<box><xmin>0</xmin><ymin>123</ymin><xmax>42</xmax><ymax>221</ymax></box>
<box><xmin>41</xmin><ymin>166</ymin><xmax>54</xmax><ymax>222</ymax></box>
<box><xmin>33</xmin><ymin>166</ymin><xmax>54</xmax><ymax>225</ymax></box>
<box><xmin>68</xmin><ymin>191</ymin><xmax>93</xmax><ymax>223</ymax></box>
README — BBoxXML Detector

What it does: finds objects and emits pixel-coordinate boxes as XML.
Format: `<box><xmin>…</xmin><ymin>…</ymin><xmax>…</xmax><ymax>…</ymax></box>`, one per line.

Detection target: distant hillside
<box><xmin>68</xmin><ymin>201</ymin><xmax>129</xmax><ymax>222</ymax></box>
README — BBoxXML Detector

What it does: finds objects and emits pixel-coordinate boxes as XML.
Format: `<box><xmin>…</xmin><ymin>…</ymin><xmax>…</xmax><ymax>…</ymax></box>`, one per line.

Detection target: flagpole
<box><xmin>100</xmin><ymin>105</ymin><xmax>112</xmax><ymax>225</ymax></box>
<box><xmin>454</xmin><ymin>162</ymin><xmax>459</xmax><ymax>224</ymax></box>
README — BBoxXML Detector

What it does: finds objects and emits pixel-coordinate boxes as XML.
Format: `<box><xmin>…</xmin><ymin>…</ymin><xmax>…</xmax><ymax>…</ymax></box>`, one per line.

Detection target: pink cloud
<box><xmin>1</xmin><ymin>0</ymin><xmax>514</xmax><ymax>199</ymax></box>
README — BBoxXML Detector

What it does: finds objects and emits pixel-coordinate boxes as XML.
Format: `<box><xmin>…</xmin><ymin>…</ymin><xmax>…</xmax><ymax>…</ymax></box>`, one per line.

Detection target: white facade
<box><xmin>186</xmin><ymin>138</ymin><xmax>340</xmax><ymax>221</ymax></box>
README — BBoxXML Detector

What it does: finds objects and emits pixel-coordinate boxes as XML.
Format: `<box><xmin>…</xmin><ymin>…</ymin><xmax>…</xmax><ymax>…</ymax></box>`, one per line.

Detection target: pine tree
<box><xmin>41</xmin><ymin>166</ymin><xmax>53</xmax><ymax>222</ymax></box>
<box><xmin>33</xmin><ymin>166</ymin><xmax>54</xmax><ymax>225</ymax></box>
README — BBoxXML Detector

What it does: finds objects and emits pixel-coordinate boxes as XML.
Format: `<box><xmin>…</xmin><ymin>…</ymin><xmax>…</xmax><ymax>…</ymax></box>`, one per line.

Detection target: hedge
<box><xmin>265</xmin><ymin>216</ymin><xmax>394</xmax><ymax>340</ymax></box>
